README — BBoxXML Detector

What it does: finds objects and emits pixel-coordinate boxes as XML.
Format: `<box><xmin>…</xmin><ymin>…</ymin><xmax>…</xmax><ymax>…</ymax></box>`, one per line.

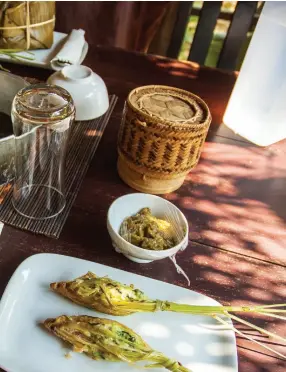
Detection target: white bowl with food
<box><xmin>107</xmin><ymin>193</ymin><xmax>189</xmax><ymax>263</ymax></box>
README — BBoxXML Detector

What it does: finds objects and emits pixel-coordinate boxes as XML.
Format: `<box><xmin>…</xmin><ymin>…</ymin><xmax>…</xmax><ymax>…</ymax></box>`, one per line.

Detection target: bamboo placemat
<box><xmin>0</xmin><ymin>95</ymin><xmax>118</xmax><ymax>238</ymax></box>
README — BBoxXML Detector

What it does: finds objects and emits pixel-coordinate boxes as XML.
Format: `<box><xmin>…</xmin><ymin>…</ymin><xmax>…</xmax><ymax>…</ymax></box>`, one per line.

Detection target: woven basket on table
<box><xmin>117</xmin><ymin>85</ymin><xmax>211</xmax><ymax>194</ymax></box>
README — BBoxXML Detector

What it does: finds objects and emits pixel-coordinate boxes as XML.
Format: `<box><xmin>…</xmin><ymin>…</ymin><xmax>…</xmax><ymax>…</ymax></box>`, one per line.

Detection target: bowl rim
<box><xmin>107</xmin><ymin>193</ymin><xmax>189</xmax><ymax>256</ymax></box>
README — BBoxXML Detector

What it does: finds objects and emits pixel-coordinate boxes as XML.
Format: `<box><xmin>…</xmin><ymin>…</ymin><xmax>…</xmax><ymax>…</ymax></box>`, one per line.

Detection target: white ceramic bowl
<box><xmin>47</xmin><ymin>65</ymin><xmax>109</xmax><ymax>121</ymax></box>
<box><xmin>107</xmin><ymin>193</ymin><xmax>189</xmax><ymax>263</ymax></box>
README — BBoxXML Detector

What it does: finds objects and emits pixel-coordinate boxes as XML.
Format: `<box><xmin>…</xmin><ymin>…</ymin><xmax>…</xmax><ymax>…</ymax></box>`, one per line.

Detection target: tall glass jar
<box><xmin>11</xmin><ymin>84</ymin><xmax>75</xmax><ymax>220</ymax></box>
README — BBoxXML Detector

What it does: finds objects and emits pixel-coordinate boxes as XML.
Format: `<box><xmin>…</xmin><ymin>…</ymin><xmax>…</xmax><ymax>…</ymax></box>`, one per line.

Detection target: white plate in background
<box><xmin>0</xmin><ymin>32</ymin><xmax>88</xmax><ymax>71</ymax></box>
<box><xmin>0</xmin><ymin>253</ymin><xmax>238</xmax><ymax>372</ymax></box>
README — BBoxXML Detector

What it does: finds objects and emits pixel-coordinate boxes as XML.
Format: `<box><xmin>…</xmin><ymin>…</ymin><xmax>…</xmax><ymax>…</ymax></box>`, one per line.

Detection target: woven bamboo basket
<box><xmin>117</xmin><ymin>85</ymin><xmax>211</xmax><ymax>194</ymax></box>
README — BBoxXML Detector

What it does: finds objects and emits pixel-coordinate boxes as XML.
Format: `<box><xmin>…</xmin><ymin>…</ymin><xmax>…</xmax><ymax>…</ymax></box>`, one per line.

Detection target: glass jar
<box><xmin>11</xmin><ymin>84</ymin><xmax>75</xmax><ymax>220</ymax></box>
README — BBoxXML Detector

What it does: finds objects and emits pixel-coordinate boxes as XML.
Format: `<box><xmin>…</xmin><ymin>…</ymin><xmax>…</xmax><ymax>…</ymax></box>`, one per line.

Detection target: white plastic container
<box><xmin>223</xmin><ymin>2</ymin><xmax>286</xmax><ymax>146</ymax></box>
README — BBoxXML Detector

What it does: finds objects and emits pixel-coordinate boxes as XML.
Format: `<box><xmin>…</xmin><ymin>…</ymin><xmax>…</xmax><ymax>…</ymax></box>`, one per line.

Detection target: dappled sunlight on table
<box><xmin>166</xmin><ymin>140</ymin><xmax>286</xmax><ymax>263</ymax></box>
<box><xmin>179</xmin><ymin>244</ymin><xmax>286</xmax><ymax>371</ymax></box>
<box><xmin>0</xmin><ymin>183</ymin><xmax>12</xmax><ymax>205</ymax></box>
<box><xmin>85</xmin><ymin>129</ymin><xmax>103</xmax><ymax>137</ymax></box>
<box><xmin>146</xmin><ymin>54</ymin><xmax>200</xmax><ymax>79</ymax></box>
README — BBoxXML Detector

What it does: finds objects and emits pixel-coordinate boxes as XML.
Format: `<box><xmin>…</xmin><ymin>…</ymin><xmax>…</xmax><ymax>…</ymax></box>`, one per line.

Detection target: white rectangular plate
<box><xmin>0</xmin><ymin>254</ymin><xmax>238</xmax><ymax>372</ymax></box>
<box><xmin>0</xmin><ymin>32</ymin><xmax>88</xmax><ymax>70</ymax></box>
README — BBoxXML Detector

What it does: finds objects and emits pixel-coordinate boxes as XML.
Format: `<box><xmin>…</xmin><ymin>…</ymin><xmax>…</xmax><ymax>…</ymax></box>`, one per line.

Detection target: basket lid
<box><xmin>128</xmin><ymin>85</ymin><xmax>209</xmax><ymax>125</ymax></box>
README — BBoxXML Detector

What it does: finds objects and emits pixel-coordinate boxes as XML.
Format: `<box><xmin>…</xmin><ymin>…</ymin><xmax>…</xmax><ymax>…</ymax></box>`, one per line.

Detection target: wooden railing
<box><xmin>167</xmin><ymin>1</ymin><xmax>262</xmax><ymax>71</ymax></box>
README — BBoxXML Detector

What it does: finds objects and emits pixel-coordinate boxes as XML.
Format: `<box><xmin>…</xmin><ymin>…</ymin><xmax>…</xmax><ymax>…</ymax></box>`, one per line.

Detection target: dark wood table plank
<box><xmin>2</xmin><ymin>46</ymin><xmax>237</xmax><ymax>129</ymax></box>
<box><xmin>174</xmin><ymin>137</ymin><xmax>286</xmax><ymax>265</ymax></box>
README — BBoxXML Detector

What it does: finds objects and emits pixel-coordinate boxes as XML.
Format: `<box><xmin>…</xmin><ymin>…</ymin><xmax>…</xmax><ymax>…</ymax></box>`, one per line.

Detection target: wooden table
<box><xmin>0</xmin><ymin>46</ymin><xmax>285</xmax><ymax>372</ymax></box>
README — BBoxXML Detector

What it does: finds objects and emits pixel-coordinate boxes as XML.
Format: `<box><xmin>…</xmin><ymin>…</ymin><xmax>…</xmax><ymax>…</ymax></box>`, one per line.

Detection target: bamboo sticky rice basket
<box><xmin>117</xmin><ymin>85</ymin><xmax>211</xmax><ymax>194</ymax></box>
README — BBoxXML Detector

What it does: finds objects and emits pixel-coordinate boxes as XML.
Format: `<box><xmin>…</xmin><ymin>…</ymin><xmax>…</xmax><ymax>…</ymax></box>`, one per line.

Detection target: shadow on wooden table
<box><xmin>164</xmin><ymin>137</ymin><xmax>286</xmax><ymax>266</ymax></box>
<box><xmin>146</xmin><ymin>55</ymin><xmax>201</xmax><ymax>79</ymax></box>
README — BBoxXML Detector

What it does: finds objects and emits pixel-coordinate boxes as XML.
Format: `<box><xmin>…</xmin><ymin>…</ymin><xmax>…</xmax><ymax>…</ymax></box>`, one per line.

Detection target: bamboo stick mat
<box><xmin>0</xmin><ymin>95</ymin><xmax>117</xmax><ymax>238</ymax></box>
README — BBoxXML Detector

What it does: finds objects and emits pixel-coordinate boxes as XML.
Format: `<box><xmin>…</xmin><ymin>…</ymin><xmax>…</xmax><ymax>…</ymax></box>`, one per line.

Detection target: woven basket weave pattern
<box><xmin>118</xmin><ymin>86</ymin><xmax>211</xmax><ymax>180</ymax></box>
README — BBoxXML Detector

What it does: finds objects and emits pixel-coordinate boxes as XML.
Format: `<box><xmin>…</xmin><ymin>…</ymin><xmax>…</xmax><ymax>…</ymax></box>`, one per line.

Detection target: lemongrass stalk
<box><xmin>3</xmin><ymin>53</ymin><xmax>34</xmax><ymax>61</ymax></box>
<box><xmin>11</xmin><ymin>54</ymin><xmax>34</xmax><ymax>61</ymax></box>
<box><xmin>228</xmin><ymin>313</ymin><xmax>286</xmax><ymax>344</ymax></box>
<box><xmin>145</xmin><ymin>354</ymin><xmax>190</xmax><ymax>372</ymax></box>
<box><xmin>0</xmin><ymin>49</ymin><xmax>24</xmax><ymax>53</ymax></box>
<box><xmin>0</xmin><ymin>64</ymin><xmax>9</xmax><ymax>72</ymax></box>
<box><xmin>4</xmin><ymin>54</ymin><xmax>18</xmax><ymax>61</ymax></box>
<box><xmin>255</xmin><ymin>304</ymin><xmax>286</xmax><ymax>309</ymax></box>
<box><xmin>215</xmin><ymin>316</ymin><xmax>286</xmax><ymax>360</ymax></box>
<box><xmin>116</xmin><ymin>301</ymin><xmax>269</xmax><ymax>315</ymax></box>
<box><xmin>0</xmin><ymin>49</ymin><xmax>35</xmax><ymax>62</ymax></box>
<box><xmin>106</xmin><ymin>299</ymin><xmax>286</xmax><ymax>318</ymax></box>
<box><xmin>258</xmin><ymin>312</ymin><xmax>286</xmax><ymax>321</ymax></box>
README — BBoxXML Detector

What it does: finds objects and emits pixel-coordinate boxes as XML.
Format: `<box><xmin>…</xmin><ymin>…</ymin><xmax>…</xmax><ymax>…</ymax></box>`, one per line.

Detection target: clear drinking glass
<box><xmin>11</xmin><ymin>84</ymin><xmax>75</xmax><ymax>220</ymax></box>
